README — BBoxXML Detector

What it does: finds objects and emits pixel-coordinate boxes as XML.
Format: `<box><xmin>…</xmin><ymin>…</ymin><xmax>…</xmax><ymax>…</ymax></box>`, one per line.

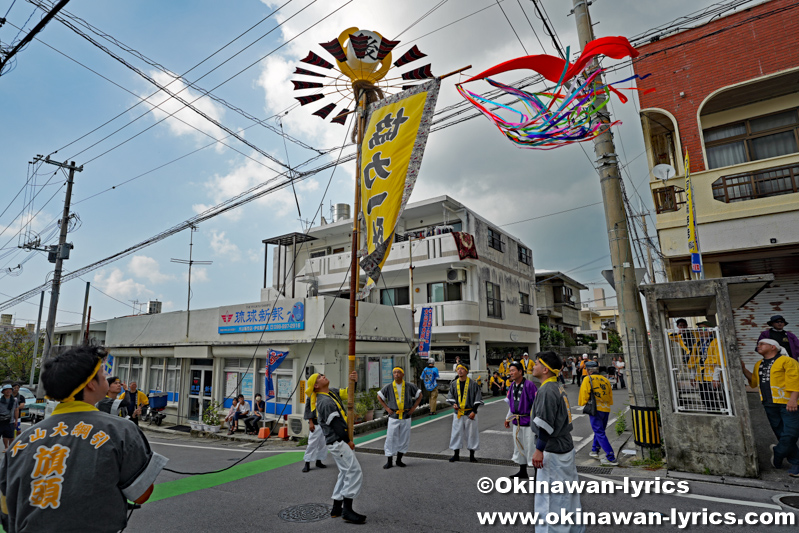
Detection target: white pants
<box><xmin>384</xmin><ymin>418</ymin><xmax>411</xmax><ymax>457</ymax></box>
<box><xmin>304</xmin><ymin>425</ymin><xmax>328</xmax><ymax>462</ymax></box>
<box><xmin>449</xmin><ymin>413</ymin><xmax>480</xmax><ymax>451</ymax></box>
<box><xmin>511</xmin><ymin>424</ymin><xmax>535</xmax><ymax>466</ymax></box>
<box><xmin>328</xmin><ymin>441</ymin><xmax>363</xmax><ymax>501</ymax></box>
<box><xmin>534</xmin><ymin>449</ymin><xmax>584</xmax><ymax>533</ymax></box>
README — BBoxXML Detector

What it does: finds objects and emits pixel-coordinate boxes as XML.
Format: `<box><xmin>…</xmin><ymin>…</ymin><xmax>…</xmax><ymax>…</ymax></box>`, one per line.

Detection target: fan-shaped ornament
<box><xmin>291</xmin><ymin>28</ymin><xmax>433</xmax><ymax>125</ymax></box>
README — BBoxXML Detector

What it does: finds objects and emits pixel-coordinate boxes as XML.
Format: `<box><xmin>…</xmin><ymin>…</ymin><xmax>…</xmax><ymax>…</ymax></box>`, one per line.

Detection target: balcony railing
<box><xmin>487</xmin><ymin>298</ymin><xmax>503</xmax><ymax>319</ymax></box>
<box><xmin>654</xmin><ymin>185</ymin><xmax>686</xmax><ymax>214</ymax></box>
<box><xmin>519</xmin><ymin>303</ymin><xmax>533</xmax><ymax>314</ymax></box>
<box><xmin>712</xmin><ymin>162</ymin><xmax>799</xmax><ymax>203</ymax></box>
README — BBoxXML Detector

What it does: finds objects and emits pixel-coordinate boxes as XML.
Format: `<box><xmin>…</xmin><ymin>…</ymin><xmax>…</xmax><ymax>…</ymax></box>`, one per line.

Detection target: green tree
<box><xmin>607</xmin><ymin>328</ymin><xmax>623</xmax><ymax>354</ymax></box>
<box><xmin>0</xmin><ymin>329</ymin><xmax>37</xmax><ymax>383</ymax></box>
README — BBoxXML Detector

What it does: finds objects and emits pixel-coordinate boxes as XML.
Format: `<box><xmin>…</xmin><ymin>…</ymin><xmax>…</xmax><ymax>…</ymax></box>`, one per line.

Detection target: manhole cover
<box><xmin>278</xmin><ymin>503</ymin><xmax>333</xmax><ymax>522</ymax></box>
<box><xmin>776</xmin><ymin>495</ymin><xmax>799</xmax><ymax>510</ymax></box>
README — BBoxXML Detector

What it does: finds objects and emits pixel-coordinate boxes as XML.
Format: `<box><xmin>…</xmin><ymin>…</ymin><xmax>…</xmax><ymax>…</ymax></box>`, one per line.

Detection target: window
<box><xmin>380</xmin><ymin>287</ymin><xmax>410</xmax><ymax>306</ymax></box>
<box><xmin>165</xmin><ymin>358</ymin><xmax>180</xmax><ymax>402</ymax></box>
<box><xmin>486</xmin><ymin>282</ymin><xmax>503</xmax><ymax>318</ymax></box>
<box><xmin>712</xmin><ymin>162</ymin><xmax>799</xmax><ymax>203</ymax></box>
<box><xmin>148</xmin><ymin>357</ymin><xmax>164</xmax><ymax>392</ymax></box>
<box><xmin>488</xmin><ymin>228</ymin><xmax>504</xmax><ymax>252</ymax></box>
<box><xmin>310</xmin><ymin>249</ymin><xmax>326</xmax><ymax>258</ymax></box>
<box><xmin>332</xmin><ymin>247</ymin><xmax>345</xmax><ymax>254</ymax></box>
<box><xmin>114</xmin><ymin>357</ymin><xmax>142</xmax><ymax>384</ymax></box>
<box><xmin>428</xmin><ymin>282</ymin><xmax>462</xmax><ymax>303</ymax></box>
<box><xmin>703</xmin><ymin>109</ymin><xmax>799</xmax><ymax>169</ymax></box>
<box><xmin>518</xmin><ymin>245</ymin><xmax>532</xmax><ymax>265</ymax></box>
<box><xmin>147</xmin><ymin>357</ymin><xmax>180</xmax><ymax>402</ymax></box>
<box><xmin>519</xmin><ymin>292</ymin><xmax>532</xmax><ymax>314</ymax></box>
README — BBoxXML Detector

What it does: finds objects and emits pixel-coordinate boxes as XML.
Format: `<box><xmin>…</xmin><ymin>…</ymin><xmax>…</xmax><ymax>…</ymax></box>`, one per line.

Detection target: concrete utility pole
<box><xmin>29</xmin><ymin>290</ymin><xmax>45</xmax><ymax>386</ymax></box>
<box><xmin>571</xmin><ymin>0</ymin><xmax>658</xmax><ymax>416</ymax></box>
<box><xmin>641</xmin><ymin>213</ymin><xmax>655</xmax><ymax>283</ymax></box>
<box><xmin>35</xmin><ymin>157</ymin><xmax>82</xmax><ymax>398</ymax></box>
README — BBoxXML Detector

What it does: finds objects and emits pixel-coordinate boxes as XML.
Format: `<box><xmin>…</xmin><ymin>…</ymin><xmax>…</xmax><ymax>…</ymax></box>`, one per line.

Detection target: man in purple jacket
<box><xmin>504</xmin><ymin>362</ymin><xmax>538</xmax><ymax>478</ymax></box>
<box><xmin>758</xmin><ymin>315</ymin><xmax>799</xmax><ymax>361</ymax></box>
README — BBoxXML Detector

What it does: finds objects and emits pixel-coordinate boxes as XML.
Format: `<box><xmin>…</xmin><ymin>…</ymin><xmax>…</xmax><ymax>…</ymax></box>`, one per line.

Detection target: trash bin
<box><xmin>630</xmin><ymin>405</ymin><xmax>661</xmax><ymax>448</ymax></box>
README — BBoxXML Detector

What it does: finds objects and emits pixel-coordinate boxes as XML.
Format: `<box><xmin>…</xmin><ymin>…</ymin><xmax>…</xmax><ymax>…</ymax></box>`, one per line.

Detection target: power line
<box><xmin>499</xmin><ymin>202</ymin><xmax>603</xmax><ymax>227</ymax></box>
<box><xmin>495</xmin><ymin>0</ymin><xmax>528</xmax><ymax>54</ymax></box>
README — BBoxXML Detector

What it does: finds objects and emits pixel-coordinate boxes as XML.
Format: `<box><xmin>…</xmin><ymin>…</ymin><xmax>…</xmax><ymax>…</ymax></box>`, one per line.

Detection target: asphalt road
<box><xmin>119</xmin><ymin>382</ymin><xmax>798</xmax><ymax>532</ymax></box>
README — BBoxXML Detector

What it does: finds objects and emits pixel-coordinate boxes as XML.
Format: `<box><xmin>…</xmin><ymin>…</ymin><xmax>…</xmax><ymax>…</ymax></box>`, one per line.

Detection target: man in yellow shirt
<box><xmin>741</xmin><ymin>339</ymin><xmax>799</xmax><ymax>477</ymax></box>
<box><xmin>578</xmin><ymin>360</ymin><xmax>616</xmax><ymax>466</ymax></box>
<box><xmin>687</xmin><ymin>325</ymin><xmax>727</xmax><ymax>412</ymax></box>
<box><xmin>119</xmin><ymin>381</ymin><xmax>150</xmax><ymax>426</ymax></box>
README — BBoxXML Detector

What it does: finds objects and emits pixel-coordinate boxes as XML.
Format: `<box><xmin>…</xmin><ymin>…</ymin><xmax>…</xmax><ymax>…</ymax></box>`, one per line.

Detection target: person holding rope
<box><xmin>0</xmin><ymin>345</ymin><xmax>167</xmax><ymax>532</ymax></box>
<box><xmin>447</xmin><ymin>363</ymin><xmax>483</xmax><ymax>463</ymax></box>
<box><xmin>377</xmin><ymin>367</ymin><xmax>422</xmax><ymax>469</ymax></box>
<box><xmin>306</xmin><ymin>371</ymin><xmax>366</xmax><ymax>524</ymax></box>
<box><xmin>504</xmin><ymin>361</ymin><xmax>537</xmax><ymax>478</ymax></box>
<box><xmin>530</xmin><ymin>351</ymin><xmax>584</xmax><ymax>533</ymax></box>
<box><xmin>301</xmin><ymin>394</ymin><xmax>328</xmax><ymax>473</ymax></box>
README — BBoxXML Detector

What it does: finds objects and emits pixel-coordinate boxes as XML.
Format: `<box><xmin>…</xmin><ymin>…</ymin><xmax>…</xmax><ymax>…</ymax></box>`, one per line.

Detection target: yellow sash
<box><xmin>319</xmin><ymin>391</ymin><xmax>347</xmax><ymax>423</ymax></box>
<box><xmin>395</xmin><ymin>381</ymin><xmax>405</xmax><ymax>420</ymax></box>
<box><xmin>456</xmin><ymin>377</ymin><xmax>471</xmax><ymax>419</ymax></box>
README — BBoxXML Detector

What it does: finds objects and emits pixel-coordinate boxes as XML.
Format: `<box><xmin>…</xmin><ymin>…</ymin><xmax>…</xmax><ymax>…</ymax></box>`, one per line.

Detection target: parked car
<box><xmin>17</xmin><ymin>387</ymin><xmax>37</xmax><ymax>422</ymax></box>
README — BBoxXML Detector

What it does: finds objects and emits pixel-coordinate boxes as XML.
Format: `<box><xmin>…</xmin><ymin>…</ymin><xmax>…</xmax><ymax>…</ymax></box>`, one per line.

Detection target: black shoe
<box><xmin>331</xmin><ymin>500</ymin><xmax>343</xmax><ymax>518</ymax></box>
<box><xmin>302</xmin><ymin>462</ymin><xmax>310</xmax><ymax>473</ymax></box>
<box><xmin>510</xmin><ymin>465</ymin><xmax>528</xmax><ymax>478</ymax></box>
<box><xmin>449</xmin><ymin>450</ymin><xmax>460</xmax><ymax>463</ymax></box>
<box><xmin>315</xmin><ymin>460</ymin><xmax>327</xmax><ymax>469</ymax></box>
<box><xmin>383</xmin><ymin>457</ymin><xmax>393</xmax><ymax>469</ymax></box>
<box><xmin>469</xmin><ymin>450</ymin><xmax>478</xmax><ymax>463</ymax></box>
<box><xmin>396</xmin><ymin>453</ymin><xmax>406</xmax><ymax>467</ymax></box>
<box><xmin>342</xmin><ymin>498</ymin><xmax>366</xmax><ymax>524</ymax></box>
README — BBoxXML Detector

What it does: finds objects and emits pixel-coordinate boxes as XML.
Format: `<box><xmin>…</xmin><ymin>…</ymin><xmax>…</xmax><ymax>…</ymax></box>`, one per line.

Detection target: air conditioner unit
<box><xmin>287</xmin><ymin>414</ymin><xmax>309</xmax><ymax>438</ymax></box>
<box><xmin>446</xmin><ymin>269</ymin><xmax>467</xmax><ymax>283</ymax></box>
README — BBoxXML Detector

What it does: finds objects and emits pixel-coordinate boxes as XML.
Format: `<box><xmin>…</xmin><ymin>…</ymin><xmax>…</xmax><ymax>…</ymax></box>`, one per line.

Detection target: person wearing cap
<box><xmin>577</xmin><ymin>354</ymin><xmax>589</xmax><ymax>386</ymax></box>
<box><xmin>521</xmin><ymin>352</ymin><xmax>534</xmax><ymax>379</ymax></box>
<box><xmin>301</xmin><ymin>393</ymin><xmax>328</xmax><ymax>473</ymax></box>
<box><xmin>306</xmin><ymin>371</ymin><xmax>366</xmax><ymax>523</ymax></box>
<box><xmin>377</xmin><ymin>367</ymin><xmax>422</xmax><ymax>469</ymax></box>
<box><xmin>578</xmin><ymin>360</ymin><xmax>617</xmax><ymax>466</ymax></box>
<box><xmin>531</xmin><ymin>351</ymin><xmax>584</xmax><ymax>533</ymax></box>
<box><xmin>0</xmin><ymin>344</ymin><xmax>167</xmax><ymax>532</ymax></box>
<box><xmin>419</xmin><ymin>358</ymin><xmax>440</xmax><ymax>415</ymax></box>
<box><xmin>504</xmin><ymin>361</ymin><xmax>537</xmax><ymax>478</ymax></box>
<box><xmin>96</xmin><ymin>376</ymin><xmax>131</xmax><ymax>418</ymax></box>
<box><xmin>757</xmin><ymin>315</ymin><xmax>799</xmax><ymax>361</ymax></box>
<box><xmin>741</xmin><ymin>339</ymin><xmax>799</xmax><ymax>477</ymax></box>
<box><xmin>0</xmin><ymin>385</ymin><xmax>18</xmax><ymax>451</ymax></box>
<box><xmin>447</xmin><ymin>363</ymin><xmax>483</xmax><ymax>463</ymax></box>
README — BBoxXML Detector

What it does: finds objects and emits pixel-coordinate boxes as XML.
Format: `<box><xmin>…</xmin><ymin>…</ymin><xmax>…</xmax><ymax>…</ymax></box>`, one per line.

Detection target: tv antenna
<box><xmin>171</xmin><ymin>224</ymin><xmax>212</xmax><ymax>337</ymax></box>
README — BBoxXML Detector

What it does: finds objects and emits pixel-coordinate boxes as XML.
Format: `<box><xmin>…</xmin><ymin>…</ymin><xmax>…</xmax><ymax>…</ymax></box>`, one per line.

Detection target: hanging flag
<box><xmin>684</xmin><ymin>151</ymin><xmax>702</xmax><ymax>276</ymax></box>
<box><xmin>394</xmin><ymin>45</ymin><xmax>426</xmax><ymax>67</ymax></box>
<box><xmin>265</xmin><ymin>349</ymin><xmax>289</xmax><ymax>400</ymax></box>
<box><xmin>418</xmin><ymin>307</ymin><xmax>433</xmax><ymax>359</ymax></box>
<box><xmin>359</xmin><ymin>78</ymin><xmax>441</xmax><ymax>295</ymax></box>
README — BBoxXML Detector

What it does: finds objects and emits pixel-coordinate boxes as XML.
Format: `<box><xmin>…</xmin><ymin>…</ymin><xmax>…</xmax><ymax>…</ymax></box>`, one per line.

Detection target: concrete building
<box><xmin>53</xmin><ymin>321</ymin><xmax>107</xmax><ymax>347</ymax></box>
<box><xmin>263</xmin><ymin>195</ymin><xmax>540</xmax><ymax>374</ymax></box>
<box><xmin>635</xmin><ymin>0</ymin><xmax>799</xmax><ymax>367</ymax></box>
<box><xmin>578</xmin><ymin>289</ymin><xmax>618</xmax><ymax>354</ymax></box>
<box><xmin>535</xmin><ymin>270</ymin><xmax>587</xmax><ymax>336</ymax></box>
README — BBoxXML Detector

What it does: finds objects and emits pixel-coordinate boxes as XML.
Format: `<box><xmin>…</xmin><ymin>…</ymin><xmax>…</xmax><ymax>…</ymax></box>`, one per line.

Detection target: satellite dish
<box><xmin>652</xmin><ymin>164</ymin><xmax>677</xmax><ymax>181</ymax></box>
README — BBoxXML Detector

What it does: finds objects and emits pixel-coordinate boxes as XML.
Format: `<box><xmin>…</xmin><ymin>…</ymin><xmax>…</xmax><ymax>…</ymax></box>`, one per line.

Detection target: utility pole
<box><xmin>29</xmin><ymin>290</ymin><xmax>45</xmax><ymax>386</ymax></box>
<box><xmin>34</xmin><ymin>157</ymin><xmax>81</xmax><ymax>398</ymax></box>
<box><xmin>571</xmin><ymin>0</ymin><xmax>658</xmax><ymax>420</ymax></box>
<box><xmin>641</xmin><ymin>213</ymin><xmax>655</xmax><ymax>283</ymax></box>
<box><xmin>171</xmin><ymin>224</ymin><xmax>212</xmax><ymax>338</ymax></box>
<box><xmin>79</xmin><ymin>281</ymin><xmax>90</xmax><ymax>343</ymax></box>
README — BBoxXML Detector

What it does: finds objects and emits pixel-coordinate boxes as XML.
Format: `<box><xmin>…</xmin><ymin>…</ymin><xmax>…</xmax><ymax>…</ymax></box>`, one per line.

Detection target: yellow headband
<box><xmin>306</xmin><ymin>373</ymin><xmax>320</xmax><ymax>412</ymax></box>
<box><xmin>47</xmin><ymin>358</ymin><xmax>103</xmax><ymax>403</ymax></box>
<box><xmin>457</xmin><ymin>364</ymin><xmax>469</xmax><ymax>372</ymax></box>
<box><xmin>392</xmin><ymin>367</ymin><xmax>404</xmax><ymax>374</ymax></box>
<box><xmin>538</xmin><ymin>359</ymin><xmax>560</xmax><ymax>376</ymax></box>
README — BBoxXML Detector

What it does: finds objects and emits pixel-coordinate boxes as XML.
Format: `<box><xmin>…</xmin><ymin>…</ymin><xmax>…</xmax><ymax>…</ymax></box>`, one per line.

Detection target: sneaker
<box><xmin>589</xmin><ymin>451</ymin><xmax>600</xmax><ymax>458</ymax></box>
<box><xmin>770</xmin><ymin>444</ymin><xmax>783</xmax><ymax>469</ymax></box>
<box><xmin>600</xmin><ymin>457</ymin><xmax>619</xmax><ymax>466</ymax></box>
<box><xmin>788</xmin><ymin>464</ymin><xmax>799</xmax><ymax>478</ymax></box>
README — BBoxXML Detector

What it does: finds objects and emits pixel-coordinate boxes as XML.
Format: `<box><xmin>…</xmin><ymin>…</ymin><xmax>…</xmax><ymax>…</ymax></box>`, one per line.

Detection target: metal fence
<box><xmin>664</xmin><ymin>328</ymin><xmax>733</xmax><ymax>415</ymax></box>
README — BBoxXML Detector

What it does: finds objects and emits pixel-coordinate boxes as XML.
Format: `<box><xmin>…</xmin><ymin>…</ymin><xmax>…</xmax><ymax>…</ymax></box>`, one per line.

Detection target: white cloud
<box><xmin>128</xmin><ymin>255</ymin><xmax>174</xmax><ymax>284</ymax></box>
<box><xmin>137</xmin><ymin>70</ymin><xmax>228</xmax><ymax>151</ymax></box>
<box><xmin>183</xmin><ymin>267</ymin><xmax>210</xmax><ymax>283</ymax></box>
<box><xmin>209</xmin><ymin>230</ymin><xmax>242</xmax><ymax>261</ymax></box>
<box><xmin>93</xmin><ymin>268</ymin><xmax>153</xmax><ymax>301</ymax></box>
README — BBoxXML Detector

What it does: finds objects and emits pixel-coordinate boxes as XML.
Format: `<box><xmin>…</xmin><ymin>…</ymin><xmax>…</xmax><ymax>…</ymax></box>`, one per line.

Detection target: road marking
<box><xmin>482</xmin><ymin>430</ymin><xmax>510</xmax><ymax>435</ymax></box>
<box><xmin>572</xmin><ymin>414</ymin><xmax>585</xmax><ymax>420</ymax></box>
<box><xmin>575</xmin><ymin>406</ymin><xmax>629</xmax><ymax>453</ymax></box>
<box><xmin>572</xmin><ymin>436</ymin><xmax>584</xmax><ymax>442</ymax></box>
<box><xmin>149</xmin><ymin>440</ymin><xmax>295</xmax><ymax>454</ymax></box>
<box><xmin>579</xmin><ymin>473</ymin><xmax>783</xmax><ymax>511</ymax></box>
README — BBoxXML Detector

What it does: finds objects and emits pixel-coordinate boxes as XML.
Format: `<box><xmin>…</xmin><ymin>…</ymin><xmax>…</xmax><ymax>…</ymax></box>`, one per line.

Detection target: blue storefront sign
<box><xmin>218</xmin><ymin>299</ymin><xmax>305</xmax><ymax>334</ymax></box>
<box><xmin>418</xmin><ymin>307</ymin><xmax>433</xmax><ymax>358</ymax></box>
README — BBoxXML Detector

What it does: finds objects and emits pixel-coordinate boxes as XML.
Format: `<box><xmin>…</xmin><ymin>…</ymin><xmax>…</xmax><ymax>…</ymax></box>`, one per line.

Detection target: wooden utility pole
<box><xmin>36</xmin><ymin>157</ymin><xmax>81</xmax><ymax>399</ymax></box>
<box><xmin>571</xmin><ymin>0</ymin><xmax>658</xmax><ymax>415</ymax></box>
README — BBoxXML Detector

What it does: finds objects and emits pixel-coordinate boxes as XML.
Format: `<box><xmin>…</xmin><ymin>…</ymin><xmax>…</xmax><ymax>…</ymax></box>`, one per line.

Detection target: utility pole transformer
<box><xmin>571</xmin><ymin>0</ymin><xmax>658</xmax><ymax>417</ymax></box>
<box><xmin>35</xmin><ymin>157</ymin><xmax>82</xmax><ymax>398</ymax></box>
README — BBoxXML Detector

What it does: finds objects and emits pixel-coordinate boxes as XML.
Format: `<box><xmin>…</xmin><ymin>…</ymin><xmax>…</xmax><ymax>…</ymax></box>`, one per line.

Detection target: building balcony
<box><xmin>396</xmin><ymin>300</ymin><xmax>480</xmax><ymax>329</ymax></box>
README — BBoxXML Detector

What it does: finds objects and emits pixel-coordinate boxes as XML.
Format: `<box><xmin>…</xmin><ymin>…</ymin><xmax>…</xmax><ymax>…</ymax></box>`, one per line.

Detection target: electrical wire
<box><xmin>495</xmin><ymin>0</ymin><xmax>528</xmax><ymax>54</ymax></box>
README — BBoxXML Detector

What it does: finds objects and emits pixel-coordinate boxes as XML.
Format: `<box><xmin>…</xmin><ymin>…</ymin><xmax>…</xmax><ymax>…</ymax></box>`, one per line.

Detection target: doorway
<box><xmin>188</xmin><ymin>367</ymin><xmax>213</xmax><ymax>420</ymax></box>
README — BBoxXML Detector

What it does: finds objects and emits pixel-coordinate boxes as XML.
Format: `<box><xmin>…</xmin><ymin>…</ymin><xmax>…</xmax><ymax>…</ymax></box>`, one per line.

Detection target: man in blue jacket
<box><xmin>419</xmin><ymin>358</ymin><xmax>440</xmax><ymax>415</ymax></box>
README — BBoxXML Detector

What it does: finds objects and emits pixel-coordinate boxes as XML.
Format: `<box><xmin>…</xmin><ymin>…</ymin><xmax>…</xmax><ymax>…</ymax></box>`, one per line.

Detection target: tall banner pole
<box><xmin>684</xmin><ymin>150</ymin><xmax>704</xmax><ymax>279</ymax></box>
<box><xmin>347</xmin><ymin>94</ymin><xmax>366</xmax><ymax>441</ymax></box>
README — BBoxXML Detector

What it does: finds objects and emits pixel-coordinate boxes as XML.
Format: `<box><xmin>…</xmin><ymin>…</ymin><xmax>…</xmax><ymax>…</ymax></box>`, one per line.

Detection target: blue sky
<box><xmin>0</xmin><ymin>0</ymin><xmax>753</xmax><ymax>326</ymax></box>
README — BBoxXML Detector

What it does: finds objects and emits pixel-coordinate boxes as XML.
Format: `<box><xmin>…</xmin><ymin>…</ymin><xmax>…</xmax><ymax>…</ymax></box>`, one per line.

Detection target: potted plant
<box><xmin>354</xmin><ymin>400</ymin><xmax>368</xmax><ymax>424</ymax></box>
<box><xmin>369</xmin><ymin>388</ymin><xmax>384</xmax><ymax>418</ymax></box>
<box><xmin>359</xmin><ymin>392</ymin><xmax>375</xmax><ymax>421</ymax></box>
<box><xmin>202</xmin><ymin>400</ymin><xmax>222</xmax><ymax>433</ymax></box>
